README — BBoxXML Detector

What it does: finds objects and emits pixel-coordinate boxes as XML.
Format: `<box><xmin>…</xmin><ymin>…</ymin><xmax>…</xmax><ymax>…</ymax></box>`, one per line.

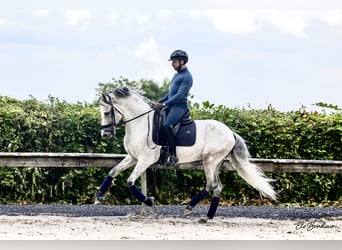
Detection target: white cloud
<box><xmin>33</xmin><ymin>9</ymin><xmax>50</xmax><ymax>18</ymax></box>
<box><xmin>96</xmin><ymin>46</ymin><xmax>131</xmax><ymax>58</ymax></box>
<box><xmin>267</xmin><ymin>10</ymin><xmax>310</xmax><ymax>38</ymax></box>
<box><xmin>191</xmin><ymin>10</ymin><xmax>260</xmax><ymax>35</ymax></box>
<box><xmin>137</xmin><ymin>12</ymin><xmax>151</xmax><ymax>32</ymax></box>
<box><xmin>135</xmin><ymin>38</ymin><xmax>161</xmax><ymax>63</ymax></box>
<box><xmin>107</xmin><ymin>11</ymin><xmax>152</xmax><ymax>32</ymax></box>
<box><xmin>134</xmin><ymin>38</ymin><xmax>169</xmax><ymax>81</ymax></box>
<box><xmin>138</xmin><ymin>13</ymin><xmax>150</xmax><ymax>24</ymax></box>
<box><xmin>318</xmin><ymin>10</ymin><xmax>342</xmax><ymax>27</ymax></box>
<box><xmin>0</xmin><ymin>18</ymin><xmax>11</xmax><ymax>28</ymax></box>
<box><xmin>209</xmin><ymin>10</ymin><xmax>259</xmax><ymax>34</ymax></box>
<box><xmin>109</xmin><ymin>12</ymin><xmax>119</xmax><ymax>25</ymax></box>
<box><xmin>269</xmin><ymin>10</ymin><xmax>342</xmax><ymax>38</ymax></box>
<box><xmin>64</xmin><ymin>10</ymin><xmax>92</xmax><ymax>29</ymax></box>
<box><xmin>190</xmin><ymin>10</ymin><xmax>342</xmax><ymax>39</ymax></box>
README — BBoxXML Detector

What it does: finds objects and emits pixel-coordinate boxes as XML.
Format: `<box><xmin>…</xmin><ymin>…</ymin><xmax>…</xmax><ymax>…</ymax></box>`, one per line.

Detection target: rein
<box><xmin>117</xmin><ymin>109</ymin><xmax>154</xmax><ymax>127</ymax></box>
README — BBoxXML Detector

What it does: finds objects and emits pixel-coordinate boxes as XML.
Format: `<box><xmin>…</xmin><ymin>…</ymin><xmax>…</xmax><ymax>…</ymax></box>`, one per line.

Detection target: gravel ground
<box><xmin>0</xmin><ymin>204</ymin><xmax>341</xmax><ymax>219</ymax></box>
<box><xmin>0</xmin><ymin>205</ymin><xmax>341</xmax><ymax>240</ymax></box>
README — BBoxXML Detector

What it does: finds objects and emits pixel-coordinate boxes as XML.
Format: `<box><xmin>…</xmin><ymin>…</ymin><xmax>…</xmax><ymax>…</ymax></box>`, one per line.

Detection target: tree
<box><xmin>95</xmin><ymin>76</ymin><xmax>170</xmax><ymax>102</ymax></box>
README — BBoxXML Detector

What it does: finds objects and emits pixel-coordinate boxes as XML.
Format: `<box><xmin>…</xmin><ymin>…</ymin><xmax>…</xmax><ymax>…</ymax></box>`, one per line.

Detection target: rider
<box><xmin>153</xmin><ymin>49</ymin><xmax>193</xmax><ymax>167</ymax></box>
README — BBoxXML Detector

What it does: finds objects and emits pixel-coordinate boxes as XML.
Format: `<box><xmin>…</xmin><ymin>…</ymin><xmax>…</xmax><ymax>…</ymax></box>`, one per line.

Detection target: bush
<box><xmin>0</xmin><ymin>96</ymin><xmax>341</xmax><ymax>206</ymax></box>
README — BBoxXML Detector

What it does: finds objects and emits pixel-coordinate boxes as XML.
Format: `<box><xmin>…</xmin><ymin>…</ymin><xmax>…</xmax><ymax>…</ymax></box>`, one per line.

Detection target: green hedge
<box><xmin>192</xmin><ymin>101</ymin><xmax>342</xmax><ymax>160</ymax></box>
<box><xmin>0</xmin><ymin>96</ymin><xmax>121</xmax><ymax>204</ymax></box>
<box><xmin>0</xmin><ymin>96</ymin><xmax>341</xmax><ymax>205</ymax></box>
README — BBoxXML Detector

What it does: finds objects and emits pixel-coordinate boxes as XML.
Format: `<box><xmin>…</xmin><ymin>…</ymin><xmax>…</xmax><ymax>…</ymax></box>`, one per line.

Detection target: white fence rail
<box><xmin>1</xmin><ymin>152</ymin><xmax>341</xmax><ymax>196</ymax></box>
<box><xmin>0</xmin><ymin>152</ymin><xmax>341</xmax><ymax>173</ymax></box>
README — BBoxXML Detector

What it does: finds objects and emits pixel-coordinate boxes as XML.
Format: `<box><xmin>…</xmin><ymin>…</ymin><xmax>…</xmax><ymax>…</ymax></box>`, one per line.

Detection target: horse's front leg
<box><xmin>94</xmin><ymin>155</ymin><xmax>137</xmax><ymax>204</ymax></box>
<box><xmin>127</xmin><ymin>160</ymin><xmax>155</xmax><ymax>207</ymax></box>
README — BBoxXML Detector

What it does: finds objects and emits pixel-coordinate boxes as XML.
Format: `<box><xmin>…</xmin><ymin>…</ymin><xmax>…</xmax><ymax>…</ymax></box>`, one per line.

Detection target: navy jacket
<box><xmin>159</xmin><ymin>68</ymin><xmax>193</xmax><ymax>107</ymax></box>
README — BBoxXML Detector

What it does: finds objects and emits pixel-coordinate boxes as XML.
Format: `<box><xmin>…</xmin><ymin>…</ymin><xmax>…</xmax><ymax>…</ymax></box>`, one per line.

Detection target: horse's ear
<box><xmin>122</xmin><ymin>87</ymin><xmax>129</xmax><ymax>93</ymax></box>
<box><xmin>114</xmin><ymin>87</ymin><xmax>130</xmax><ymax>97</ymax></box>
<box><xmin>114</xmin><ymin>88</ymin><xmax>122</xmax><ymax>97</ymax></box>
<box><xmin>101</xmin><ymin>93</ymin><xmax>112</xmax><ymax>104</ymax></box>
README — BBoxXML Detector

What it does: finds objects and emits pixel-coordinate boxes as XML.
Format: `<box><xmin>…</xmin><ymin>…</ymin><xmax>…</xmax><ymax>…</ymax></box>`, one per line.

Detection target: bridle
<box><xmin>100</xmin><ymin>94</ymin><xmax>154</xmax><ymax>134</ymax></box>
<box><xmin>100</xmin><ymin>97</ymin><xmax>123</xmax><ymax>132</ymax></box>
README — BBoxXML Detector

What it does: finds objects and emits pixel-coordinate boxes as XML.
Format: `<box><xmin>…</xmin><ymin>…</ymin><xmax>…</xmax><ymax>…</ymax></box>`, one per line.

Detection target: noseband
<box><xmin>101</xmin><ymin>95</ymin><xmax>124</xmax><ymax>134</ymax></box>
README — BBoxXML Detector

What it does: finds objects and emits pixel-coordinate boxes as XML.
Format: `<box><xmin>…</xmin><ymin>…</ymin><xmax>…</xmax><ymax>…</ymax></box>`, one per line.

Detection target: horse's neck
<box><xmin>120</xmin><ymin>100</ymin><xmax>150</xmax><ymax>121</ymax></box>
<box><xmin>120</xmin><ymin>101</ymin><xmax>152</xmax><ymax>144</ymax></box>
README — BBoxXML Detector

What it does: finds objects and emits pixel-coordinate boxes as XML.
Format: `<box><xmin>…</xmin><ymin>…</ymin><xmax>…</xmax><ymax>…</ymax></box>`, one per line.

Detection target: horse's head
<box><xmin>99</xmin><ymin>92</ymin><xmax>123</xmax><ymax>137</ymax></box>
<box><xmin>100</xmin><ymin>86</ymin><xmax>153</xmax><ymax>137</ymax></box>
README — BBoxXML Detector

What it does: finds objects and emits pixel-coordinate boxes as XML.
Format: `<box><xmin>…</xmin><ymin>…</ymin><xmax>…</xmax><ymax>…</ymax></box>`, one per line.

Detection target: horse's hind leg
<box><xmin>200</xmin><ymin>163</ymin><xmax>223</xmax><ymax>223</ymax></box>
<box><xmin>206</xmin><ymin>163</ymin><xmax>223</xmax><ymax>219</ymax></box>
<box><xmin>94</xmin><ymin>155</ymin><xmax>137</xmax><ymax>204</ymax></box>
<box><xmin>184</xmin><ymin>189</ymin><xmax>209</xmax><ymax>216</ymax></box>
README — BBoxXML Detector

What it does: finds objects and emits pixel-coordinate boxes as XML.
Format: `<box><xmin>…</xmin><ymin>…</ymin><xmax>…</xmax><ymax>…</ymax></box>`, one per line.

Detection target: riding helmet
<box><xmin>168</xmin><ymin>49</ymin><xmax>188</xmax><ymax>63</ymax></box>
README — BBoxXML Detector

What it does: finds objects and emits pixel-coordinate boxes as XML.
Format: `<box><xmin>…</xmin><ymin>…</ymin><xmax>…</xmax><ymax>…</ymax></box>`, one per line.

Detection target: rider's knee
<box><xmin>162</xmin><ymin>122</ymin><xmax>172</xmax><ymax>132</ymax></box>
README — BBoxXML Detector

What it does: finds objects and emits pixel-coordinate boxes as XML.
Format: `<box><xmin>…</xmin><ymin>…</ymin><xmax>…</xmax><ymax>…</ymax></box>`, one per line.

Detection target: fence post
<box><xmin>141</xmin><ymin>171</ymin><xmax>147</xmax><ymax>195</ymax></box>
<box><xmin>139</xmin><ymin>171</ymin><xmax>151</xmax><ymax>216</ymax></box>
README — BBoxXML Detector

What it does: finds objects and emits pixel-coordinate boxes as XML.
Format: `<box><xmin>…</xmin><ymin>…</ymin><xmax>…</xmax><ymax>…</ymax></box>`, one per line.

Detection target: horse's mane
<box><xmin>108</xmin><ymin>86</ymin><xmax>153</xmax><ymax>106</ymax></box>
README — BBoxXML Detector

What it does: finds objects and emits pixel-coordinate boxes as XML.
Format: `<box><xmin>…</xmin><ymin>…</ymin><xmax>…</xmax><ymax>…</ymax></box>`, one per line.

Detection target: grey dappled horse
<box><xmin>95</xmin><ymin>87</ymin><xmax>277</xmax><ymax>222</ymax></box>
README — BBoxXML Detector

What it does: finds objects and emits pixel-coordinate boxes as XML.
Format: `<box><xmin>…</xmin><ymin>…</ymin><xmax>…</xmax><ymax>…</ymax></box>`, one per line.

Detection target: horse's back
<box><xmin>177</xmin><ymin>119</ymin><xmax>235</xmax><ymax>164</ymax></box>
<box><xmin>198</xmin><ymin>119</ymin><xmax>235</xmax><ymax>146</ymax></box>
<box><xmin>194</xmin><ymin>119</ymin><xmax>234</xmax><ymax>137</ymax></box>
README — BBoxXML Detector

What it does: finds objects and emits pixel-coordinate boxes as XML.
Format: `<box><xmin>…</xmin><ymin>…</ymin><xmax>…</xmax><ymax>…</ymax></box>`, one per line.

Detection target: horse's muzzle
<box><xmin>101</xmin><ymin>128</ymin><xmax>116</xmax><ymax>138</ymax></box>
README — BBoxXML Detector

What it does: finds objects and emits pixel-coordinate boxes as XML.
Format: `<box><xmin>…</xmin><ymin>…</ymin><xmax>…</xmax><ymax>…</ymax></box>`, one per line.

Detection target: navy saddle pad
<box><xmin>152</xmin><ymin>109</ymin><xmax>196</xmax><ymax>146</ymax></box>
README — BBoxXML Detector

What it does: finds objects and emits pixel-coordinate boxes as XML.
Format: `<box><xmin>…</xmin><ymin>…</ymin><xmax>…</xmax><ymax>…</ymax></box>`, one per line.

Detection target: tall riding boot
<box><xmin>164</xmin><ymin>126</ymin><xmax>178</xmax><ymax>167</ymax></box>
<box><xmin>158</xmin><ymin>145</ymin><xmax>169</xmax><ymax>165</ymax></box>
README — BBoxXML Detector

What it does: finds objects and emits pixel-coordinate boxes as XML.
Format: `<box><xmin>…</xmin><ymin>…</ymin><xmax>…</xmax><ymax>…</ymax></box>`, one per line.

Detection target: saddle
<box><xmin>152</xmin><ymin>108</ymin><xmax>196</xmax><ymax>147</ymax></box>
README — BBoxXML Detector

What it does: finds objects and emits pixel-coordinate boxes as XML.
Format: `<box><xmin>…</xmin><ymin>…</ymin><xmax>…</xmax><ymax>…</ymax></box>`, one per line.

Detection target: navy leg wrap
<box><xmin>129</xmin><ymin>185</ymin><xmax>146</xmax><ymax>203</ymax></box>
<box><xmin>207</xmin><ymin>196</ymin><xmax>220</xmax><ymax>219</ymax></box>
<box><xmin>99</xmin><ymin>176</ymin><xmax>113</xmax><ymax>194</ymax></box>
<box><xmin>189</xmin><ymin>189</ymin><xmax>209</xmax><ymax>208</ymax></box>
<box><xmin>144</xmin><ymin>197</ymin><xmax>154</xmax><ymax>206</ymax></box>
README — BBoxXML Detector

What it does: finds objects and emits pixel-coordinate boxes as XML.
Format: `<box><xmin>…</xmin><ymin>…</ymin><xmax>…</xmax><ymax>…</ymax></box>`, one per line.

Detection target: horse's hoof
<box><xmin>148</xmin><ymin>196</ymin><xmax>155</xmax><ymax>207</ymax></box>
<box><xmin>198</xmin><ymin>216</ymin><xmax>209</xmax><ymax>224</ymax></box>
<box><xmin>183</xmin><ymin>205</ymin><xmax>193</xmax><ymax>216</ymax></box>
<box><xmin>140</xmin><ymin>206</ymin><xmax>155</xmax><ymax>217</ymax></box>
<box><xmin>140</xmin><ymin>197</ymin><xmax>156</xmax><ymax>217</ymax></box>
<box><xmin>94</xmin><ymin>191</ymin><xmax>104</xmax><ymax>205</ymax></box>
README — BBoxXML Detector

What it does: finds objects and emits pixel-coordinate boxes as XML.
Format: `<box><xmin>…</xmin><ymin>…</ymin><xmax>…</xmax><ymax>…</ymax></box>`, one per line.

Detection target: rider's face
<box><xmin>171</xmin><ymin>59</ymin><xmax>183</xmax><ymax>70</ymax></box>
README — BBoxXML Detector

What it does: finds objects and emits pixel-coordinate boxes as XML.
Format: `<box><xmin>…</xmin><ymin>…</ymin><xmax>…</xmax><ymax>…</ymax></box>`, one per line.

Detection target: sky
<box><xmin>1</xmin><ymin>0</ymin><xmax>342</xmax><ymax>111</ymax></box>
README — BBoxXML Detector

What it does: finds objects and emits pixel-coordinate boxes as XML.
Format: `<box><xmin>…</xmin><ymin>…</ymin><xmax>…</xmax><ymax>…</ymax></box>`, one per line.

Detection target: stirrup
<box><xmin>166</xmin><ymin>154</ymin><xmax>178</xmax><ymax>167</ymax></box>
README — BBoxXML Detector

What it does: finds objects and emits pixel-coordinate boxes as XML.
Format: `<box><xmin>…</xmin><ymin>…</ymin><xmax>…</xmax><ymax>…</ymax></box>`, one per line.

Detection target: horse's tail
<box><xmin>230</xmin><ymin>132</ymin><xmax>278</xmax><ymax>200</ymax></box>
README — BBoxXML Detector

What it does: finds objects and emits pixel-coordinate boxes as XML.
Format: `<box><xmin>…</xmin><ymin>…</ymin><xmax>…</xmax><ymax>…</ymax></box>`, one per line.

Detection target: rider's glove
<box><xmin>152</xmin><ymin>102</ymin><xmax>165</xmax><ymax>110</ymax></box>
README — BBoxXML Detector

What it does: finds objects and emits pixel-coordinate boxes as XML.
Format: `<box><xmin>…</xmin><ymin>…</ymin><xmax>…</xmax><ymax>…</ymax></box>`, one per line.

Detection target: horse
<box><xmin>95</xmin><ymin>86</ymin><xmax>277</xmax><ymax>221</ymax></box>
